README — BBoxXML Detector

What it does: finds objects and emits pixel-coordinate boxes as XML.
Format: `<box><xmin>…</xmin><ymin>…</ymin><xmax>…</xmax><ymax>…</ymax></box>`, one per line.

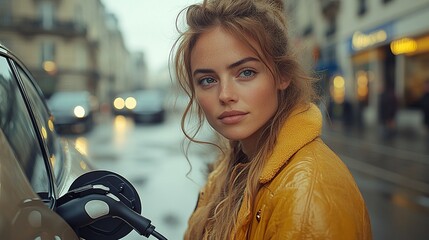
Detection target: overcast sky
<box><xmin>102</xmin><ymin>0</ymin><xmax>199</xmax><ymax>73</ymax></box>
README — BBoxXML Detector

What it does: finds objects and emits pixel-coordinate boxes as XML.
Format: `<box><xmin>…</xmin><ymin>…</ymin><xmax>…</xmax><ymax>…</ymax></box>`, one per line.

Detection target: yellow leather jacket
<box><xmin>189</xmin><ymin>104</ymin><xmax>372</xmax><ymax>239</ymax></box>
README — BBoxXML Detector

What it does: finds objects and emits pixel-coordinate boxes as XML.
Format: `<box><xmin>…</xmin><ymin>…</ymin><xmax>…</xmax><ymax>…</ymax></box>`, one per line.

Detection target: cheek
<box><xmin>251</xmin><ymin>86</ymin><xmax>279</xmax><ymax>114</ymax></box>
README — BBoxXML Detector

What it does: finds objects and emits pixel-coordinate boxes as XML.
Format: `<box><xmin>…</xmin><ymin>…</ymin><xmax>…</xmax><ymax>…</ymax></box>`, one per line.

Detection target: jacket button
<box><xmin>256</xmin><ymin>209</ymin><xmax>261</xmax><ymax>222</ymax></box>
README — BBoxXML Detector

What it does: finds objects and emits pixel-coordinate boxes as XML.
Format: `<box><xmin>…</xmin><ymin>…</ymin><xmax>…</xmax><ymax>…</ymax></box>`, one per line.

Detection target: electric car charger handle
<box><xmin>56</xmin><ymin>194</ymin><xmax>165</xmax><ymax>239</ymax></box>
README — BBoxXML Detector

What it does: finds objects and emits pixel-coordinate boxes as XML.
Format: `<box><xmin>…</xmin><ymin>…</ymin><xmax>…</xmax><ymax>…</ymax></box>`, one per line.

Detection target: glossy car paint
<box><xmin>0</xmin><ymin>130</ymin><xmax>79</xmax><ymax>239</ymax></box>
<box><xmin>0</xmin><ymin>44</ymin><xmax>91</xmax><ymax>239</ymax></box>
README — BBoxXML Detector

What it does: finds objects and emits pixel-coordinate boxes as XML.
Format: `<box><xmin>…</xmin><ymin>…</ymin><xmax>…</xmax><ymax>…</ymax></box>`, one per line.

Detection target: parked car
<box><xmin>47</xmin><ymin>91</ymin><xmax>96</xmax><ymax>134</ymax></box>
<box><xmin>0</xmin><ymin>44</ymin><xmax>165</xmax><ymax>240</ymax></box>
<box><xmin>131</xmin><ymin>90</ymin><xmax>166</xmax><ymax>124</ymax></box>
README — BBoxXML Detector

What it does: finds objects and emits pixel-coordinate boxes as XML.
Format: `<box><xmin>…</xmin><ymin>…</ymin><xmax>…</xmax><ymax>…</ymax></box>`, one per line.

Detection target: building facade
<box><xmin>0</xmin><ymin>0</ymin><xmax>143</xmax><ymax>107</ymax></box>
<box><xmin>288</xmin><ymin>0</ymin><xmax>429</xmax><ymax>131</ymax></box>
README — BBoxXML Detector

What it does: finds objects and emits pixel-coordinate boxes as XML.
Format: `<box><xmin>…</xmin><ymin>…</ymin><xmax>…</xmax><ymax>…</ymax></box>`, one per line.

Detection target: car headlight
<box><xmin>125</xmin><ymin>97</ymin><xmax>136</xmax><ymax>110</ymax></box>
<box><xmin>114</xmin><ymin>97</ymin><xmax>125</xmax><ymax>110</ymax></box>
<box><xmin>74</xmin><ymin>105</ymin><xmax>87</xmax><ymax>118</ymax></box>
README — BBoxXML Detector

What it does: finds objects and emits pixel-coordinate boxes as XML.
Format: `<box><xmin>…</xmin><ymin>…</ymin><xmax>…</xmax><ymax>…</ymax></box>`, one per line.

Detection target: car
<box><xmin>47</xmin><ymin>91</ymin><xmax>96</xmax><ymax>134</ymax></box>
<box><xmin>131</xmin><ymin>89</ymin><xmax>166</xmax><ymax>124</ymax></box>
<box><xmin>112</xmin><ymin>91</ymin><xmax>137</xmax><ymax>116</ymax></box>
<box><xmin>0</xmin><ymin>44</ymin><xmax>166</xmax><ymax>240</ymax></box>
<box><xmin>0</xmin><ymin>43</ymin><xmax>92</xmax><ymax>238</ymax></box>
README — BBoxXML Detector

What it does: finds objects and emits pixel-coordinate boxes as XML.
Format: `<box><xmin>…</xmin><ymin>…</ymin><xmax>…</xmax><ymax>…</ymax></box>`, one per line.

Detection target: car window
<box><xmin>0</xmin><ymin>56</ymin><xmax>51</xmax><ymax>196</ymax></box>
<box><xmin>16</xmin><ymin>65</ymin><xmax>63</xmax><ymax>183</ymax></box>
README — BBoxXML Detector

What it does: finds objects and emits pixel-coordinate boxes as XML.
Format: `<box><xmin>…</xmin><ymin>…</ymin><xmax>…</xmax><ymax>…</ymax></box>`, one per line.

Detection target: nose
<box><xmin>219</xmin><ymin>80</ymin><xmax>237</xmax><ymax>105</ymax></box>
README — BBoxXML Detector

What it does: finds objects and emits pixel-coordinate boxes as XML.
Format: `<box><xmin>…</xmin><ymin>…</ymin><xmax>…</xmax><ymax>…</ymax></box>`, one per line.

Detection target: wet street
<box><xmin>64</xmin><ymin>111</ymin><xmax>218</xmax><ymax>239</ymax></box>
<box><xmin>63</xmin><ymin>111</ymin><xmax>429</xmax><ymax>240</ymax></box>
<box><xmin>323</xmin><ymin>124</ymin><xmax>429</xmax><ymax>240</ymax></box>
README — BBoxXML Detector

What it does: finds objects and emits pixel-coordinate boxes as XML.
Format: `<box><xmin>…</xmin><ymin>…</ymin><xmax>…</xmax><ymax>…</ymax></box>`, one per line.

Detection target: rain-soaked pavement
<box><xmin>323</xmin><ymin>123</ymin><xmax>429</xmax><ymax>240</ymax></box>
<box><xmin>64</xmin><ymin>111</ymin><xmax>429</xmax><ymax>240</ymax></box>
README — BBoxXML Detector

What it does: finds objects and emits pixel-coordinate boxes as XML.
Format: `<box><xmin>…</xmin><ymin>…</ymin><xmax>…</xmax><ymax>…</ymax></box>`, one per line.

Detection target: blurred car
<box><xmin>0</xmin><ymin>43</ymin><xmax>92</xmax><ymax>239</ymax></box>
<box><xmin>112</xmin><ymin>91</ymin><xmax>137</xmax><ymax>116</ymax></box>
<box><xmin>131</xmin><ymin>90</ymin><xmax>166</xmax><ymax>123</ymax></box>
<box><xmin>48</xmin><ymin>91</ymin><xmax>96</xmax><ymax>133</ymax></box>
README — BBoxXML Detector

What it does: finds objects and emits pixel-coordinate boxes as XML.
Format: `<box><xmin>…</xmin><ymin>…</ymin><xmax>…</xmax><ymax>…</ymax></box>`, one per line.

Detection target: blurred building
<box><xmin>287</xmin><ymin>0</ymin><xmax>429</xmax><ymax>131</ymax></box>
<box><xmin>0</xmin><ymin>0</ymin><xmax>146</xmax><ymax>107</ymax></box>
<box><xmin>130</xmin><ymin>51</ymin><xmax>148</xmax><ymax>90</ymax></box>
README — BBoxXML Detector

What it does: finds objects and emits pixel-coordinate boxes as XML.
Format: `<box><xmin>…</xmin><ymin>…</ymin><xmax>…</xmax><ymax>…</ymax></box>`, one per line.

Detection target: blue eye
<box><xmin>199</xmin><ymin>77</ymin><xmax>217</xmax><ymax>86</ymax></box>
<box><xmin>239</xmin><ymin>69</ymin><xmax>256</xmax><ymax>78</ymax></box>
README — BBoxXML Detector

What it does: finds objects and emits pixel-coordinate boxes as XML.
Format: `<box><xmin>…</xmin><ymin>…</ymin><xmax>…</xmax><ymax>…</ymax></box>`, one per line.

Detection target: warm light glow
<box><xmin>358</xmin><ymin>87</ymin><xmax>369</xmax><ymax>97</ymax></box>
<box><xmin>113</xmin><ymin>97</ymin><xmax>125</xmax><ymax>110</ymax></box>
<box><xmin>74</xmin><ymin>106</ymin><xmax>86</xmax><ymax>118</ymax></box>
<box><xmin>113</xmin><ymin>115</ymin><xmax>133</xmax><ymax>147</ymax></box>
<box><xmin>356</xmin><ymin>71</ymin><xmax>369</xmax><ymax>101</ymax></box>
<box><xmin>333</xmin><ymin>75</ymin><xmax>345</xmax><ymax>89</ymax></box>
<box><xmin>415</xmin><ymin>36</ymin><xmax>429</xmax><ymax>54</ymax></box>
<box><xmin>357</xmin><ymin>73</ymin><xmax>368</xmax><ymax>86</ymax></box>
<box><xmin>390</xmin><ymin>38</ymin><xmax>417</xmax><ymax>55</ymax></box>
<box><xmin>331</xmin><ymin>75</ymin><xmax>345</xmax><ymax>104</ymax></box>
<box><xmin>43</xmin><ymin>61</ymin><xmax>57</xmax><ymax>74</ymax></box>
<box><xmin>50</xmin><ymin>155</ymin><xmax>56</xmax><ymax>168</ymax></box>
<box><xmin>75</xmin><ymin>137</ymin><xmax>88</xmax><ymax>156</ymax></box>
<box><xmin>114</xmin><ymin>115</ymin><xmax>128</xmax><ymax>131</ymax></box>
<box><xmin>125</xmin><ymin>97</ymin><xmax>137</xmax><ymax>110</ymax></box>
<box><xmin>352</xmin><ymin>30</ymin><xmax>387</xmax><ymax>50</ymax></box>
<box><xmin>80</xmin><ymin>161</ymin><xmax>88</xmax><ymax>170</ymax></box>
<box><xmin>41</xmin><ymin>126</ymin><xmax>48</xmax><ymax>140</ymax></box>
<box><xmin>48</xmin><ymin>118</ymin><xmax>55</xmax><ymax>132</ymax></box>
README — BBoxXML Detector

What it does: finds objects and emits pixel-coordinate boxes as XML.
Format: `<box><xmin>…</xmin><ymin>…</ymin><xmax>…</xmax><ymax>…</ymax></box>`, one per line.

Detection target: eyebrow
<box><xmin>192</xmin><ymin>57</ymin><xmax>260</xmax><ymax>77</ymax></box>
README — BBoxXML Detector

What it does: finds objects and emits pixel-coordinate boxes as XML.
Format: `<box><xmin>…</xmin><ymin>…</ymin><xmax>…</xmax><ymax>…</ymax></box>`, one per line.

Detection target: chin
<box><xmin>221</xmin><ymin>132</ymin><xmax>251</xmax><ymax>141</ymax></box>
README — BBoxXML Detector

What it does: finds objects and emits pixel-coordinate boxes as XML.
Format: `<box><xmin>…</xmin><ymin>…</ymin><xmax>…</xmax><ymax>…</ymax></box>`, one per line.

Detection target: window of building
<box><xmin>0</xmin><ymin>0</ymin><xmax>12</xmax><ymax>25</ymax></box>
<box><xmin>358</xmin><ymin>0</ymin><xmax>367</xmax><ymax>16</ymax></box>
<box><xmin>38</xmin><ymin>1</ymin><xmax>54</xmax><ymax>29</ymax></box>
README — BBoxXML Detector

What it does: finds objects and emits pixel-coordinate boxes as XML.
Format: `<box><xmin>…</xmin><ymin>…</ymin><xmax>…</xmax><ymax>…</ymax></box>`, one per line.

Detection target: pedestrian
<box><xmin>342</xmin><ymin>98</ymin><xmax>354</xmax><ymax>129</ymax></box>
<box><xmin>172</xmin><ymin>0</ymin><xmax>372</xmax><ymax>239</ymax></box>
<box><xmin>378</xmin><ymin>84</ymin><xmax>398</xmax><ymax>139</ymax></box>
<box><xmin>421</xmin><ymin>80</ymin><xmax>429</xmax><ymax>136</ymax></box>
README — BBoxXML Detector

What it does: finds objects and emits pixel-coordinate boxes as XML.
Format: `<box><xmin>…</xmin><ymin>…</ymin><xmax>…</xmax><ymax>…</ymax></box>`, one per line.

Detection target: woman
<box><xmin>172</xmin><ymin>0</ymin><xmax>372</xmax><ymax>239</ymax></box>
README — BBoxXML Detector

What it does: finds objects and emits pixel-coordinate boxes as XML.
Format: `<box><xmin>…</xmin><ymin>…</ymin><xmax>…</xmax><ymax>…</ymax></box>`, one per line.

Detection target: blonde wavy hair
<box><xmin>171</xmin><ymin>0</ymin><xmax>317</xmax><ymax>238</ymax></box>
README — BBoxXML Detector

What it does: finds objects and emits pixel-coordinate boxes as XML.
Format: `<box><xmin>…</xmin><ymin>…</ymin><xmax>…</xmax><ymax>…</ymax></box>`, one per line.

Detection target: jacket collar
<box><xmin>259</xmin><ymin>103</ymin><xmax>322</xmax><ymax>183</ymax></box>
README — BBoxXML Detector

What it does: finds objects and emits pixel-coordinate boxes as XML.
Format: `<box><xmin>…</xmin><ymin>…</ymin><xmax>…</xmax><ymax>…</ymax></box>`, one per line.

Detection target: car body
<box><xmin>48</xmin><ymin>91</ymin><xmax>96</xmax><ymax>133</ymax></box>
<box><xmin>112</xmin><ymin>90</ymin><xmax>166</xmax><ymax>123</ymax></box>
<box><xmin>131</xmin><ymin>89</ymin><xmax>166</xmax><ymax>123</ymax></box>
<box><xmin>0</xmin><ymin>44</ymin><xmax>91</xmax><ymax>239</ymax></box>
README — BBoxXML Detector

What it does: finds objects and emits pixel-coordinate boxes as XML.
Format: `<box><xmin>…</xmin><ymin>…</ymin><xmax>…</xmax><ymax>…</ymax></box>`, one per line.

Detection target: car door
<box><xmin>0</xmin><ymin>51</ymin><xmax>79</xmax><ymax>239</ymax></box>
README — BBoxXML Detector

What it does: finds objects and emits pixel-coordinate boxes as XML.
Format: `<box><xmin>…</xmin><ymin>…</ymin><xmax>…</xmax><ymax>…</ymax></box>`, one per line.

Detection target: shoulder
<box><xmin>270</xmin><ymin>138</ymin><xmax>355</xmax><ymax>190</ymax></box>
<box><xmin>253</xmin><ymin>138</ymin><xmax>371</xmax><ymax>238</ymax></box>
<box><xmin>263</xmin><ymin>139</ymin><xmax>364</xmax><ymax>213</ymax></box>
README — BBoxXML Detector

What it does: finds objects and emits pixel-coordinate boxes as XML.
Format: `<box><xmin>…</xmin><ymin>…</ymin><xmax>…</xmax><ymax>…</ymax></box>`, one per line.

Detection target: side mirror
<box><xmin>55</xmin><ymin>170</ymin><xmax>166</xmax><ymax>240</ymax></box>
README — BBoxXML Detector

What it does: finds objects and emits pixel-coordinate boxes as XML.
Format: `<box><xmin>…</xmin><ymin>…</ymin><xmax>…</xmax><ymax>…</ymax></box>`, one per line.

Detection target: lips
<box><xmin>218</xmin><ymin>110</ymin><xmax>248</xmax><ymax>124</ymax></box>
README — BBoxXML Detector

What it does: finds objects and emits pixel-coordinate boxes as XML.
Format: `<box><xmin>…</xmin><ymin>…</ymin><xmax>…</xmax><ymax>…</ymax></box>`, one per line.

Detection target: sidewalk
<box><xmin>322</xmin><ymin>120</ymin><xmax>429</xmax><ymax>157</ymax></box>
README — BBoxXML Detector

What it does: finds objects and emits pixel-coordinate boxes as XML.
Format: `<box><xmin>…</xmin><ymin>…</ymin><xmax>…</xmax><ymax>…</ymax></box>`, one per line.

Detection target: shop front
<box><xmin>344</xmin><ymin>20</ymin><xmax>429</xmax><ymax>132</ymax></box>
<box><xmin>346</xmin><ymin>23</ymin><xmax>395</xmax><ymax>127</ymax></box>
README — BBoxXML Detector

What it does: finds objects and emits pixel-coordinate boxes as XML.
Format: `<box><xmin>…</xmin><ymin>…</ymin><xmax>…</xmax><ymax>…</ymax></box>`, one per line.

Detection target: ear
<box><xmin>278</xmin><ymin>78</ymin><xmax>291</xmax><ymax>90</ymax></box>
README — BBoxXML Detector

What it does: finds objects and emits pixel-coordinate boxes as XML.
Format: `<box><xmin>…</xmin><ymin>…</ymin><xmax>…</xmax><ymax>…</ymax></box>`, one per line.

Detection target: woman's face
<box><xmin>190</xmin><ymin>26</ymin><xmax>288</xmax><ymax>151</ymax></box>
